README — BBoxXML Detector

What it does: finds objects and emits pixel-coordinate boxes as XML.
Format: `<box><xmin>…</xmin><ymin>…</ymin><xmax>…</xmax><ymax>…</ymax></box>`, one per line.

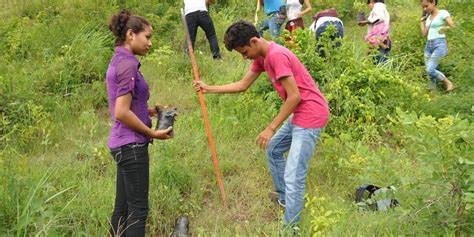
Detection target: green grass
<box><xmin>0</xmin><ymin>0</ymin><xmax>473</xmax><ymax>235</ymax></box>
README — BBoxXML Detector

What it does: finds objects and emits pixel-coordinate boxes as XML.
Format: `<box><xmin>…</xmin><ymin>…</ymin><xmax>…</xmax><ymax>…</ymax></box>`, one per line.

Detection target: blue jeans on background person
<box><xmin>424</xmin><ymin>38</ymin><xmax>448</xmax><ymax>83</ymax></box>
<box><xmin>375</xmin><ymin>39</ymin><xmax>391</xmax><ymax>65</ymax></box>
<box><xmin>110</xmin><ymin>143</ymin><xmax>149</xmax><ymax>237</ymax></box>
<box><xmin>259</xmin><ymin>12</ymin><xmax>283</xmax><ymax>38</ymax></box>
<box><xmin>315</xmin><ymin>21</ymin><xmax>344</xmax><ymax>57</ymax></box>
<box><xmin>266</xmin><ymin>117</ymin><xmax>322</xmax><ymax>226</ymax></box>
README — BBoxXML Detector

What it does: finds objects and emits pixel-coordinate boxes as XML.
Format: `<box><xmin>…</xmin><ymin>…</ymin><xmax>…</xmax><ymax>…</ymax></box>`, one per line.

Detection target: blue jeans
<box><xmin>110</xmin><ymin>143</ymin><xmax>149</xmax><ymax>237</ymax></box>
<box><xmin>424</xmin><ymin>38</ymin><xmax>448</xmax><ymax>83</ymax></box>
<box><xmin>266</xmin><ymin>117</ymin><xmax>322</xmax><ymax>226</ymax></box>
<box><xmin>259</xmin><ymin>12</ymin><xmax>283</xmax><ymax>38</ymax></box>
<box><xmin>375</xmin><ymin>39</ymin><xmax>391</xmax><ymax>65</ymax></box>
<box><xmin>315</xmin><ymin>21</ymin><xmax>344</xmax><ymax>57</ymax></box>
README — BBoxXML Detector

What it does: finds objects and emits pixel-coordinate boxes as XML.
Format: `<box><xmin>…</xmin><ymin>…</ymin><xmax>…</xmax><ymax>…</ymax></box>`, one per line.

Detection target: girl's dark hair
<box><xmin>108</xmin><ymin>9</ymin><xmax>150</xmax><ymax>46</ymax></box>
<box><xmin>422</xmin><ymin>0</ymin><xmax>438</xmax><ymax>5</ymax></box>
<box><xmin>223</xmin><ymin>20</ymin><xmax>260</xmax><ymax>51</ymax></box>
<box><xmin>367</xmin><ymin>0</ymin><xmax>384</xmax><ymax>4</ymax></box>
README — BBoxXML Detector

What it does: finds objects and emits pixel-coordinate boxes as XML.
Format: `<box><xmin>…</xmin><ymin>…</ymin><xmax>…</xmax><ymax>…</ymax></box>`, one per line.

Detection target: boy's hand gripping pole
<box><xmin>181</xmin><ymin>9</ymin><xmax>228</xmax><ymax>208</ymax></box>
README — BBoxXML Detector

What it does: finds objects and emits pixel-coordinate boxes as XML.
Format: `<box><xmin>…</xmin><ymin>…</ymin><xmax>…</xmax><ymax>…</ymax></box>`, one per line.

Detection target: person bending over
<box><xmin>194</xmin><ymin>20</ymin><xmax>329</xmax><ymax>232</ymax></box>
<box><xmin>310</xmin><ymin>8</ymin><xmax>344</xmax><ymax>57</ymax></box>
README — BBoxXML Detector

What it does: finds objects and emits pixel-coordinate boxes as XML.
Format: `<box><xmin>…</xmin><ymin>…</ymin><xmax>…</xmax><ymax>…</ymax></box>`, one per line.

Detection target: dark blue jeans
<box><xmin>109</xmin><ymin>143</ymin><xmax>149</xmax><ymax>237</ymax></box>
<box><xmin>375</xmin><ymin>39</ymin><xmax>391</xmax><ymax>65</ymax></box>
<box><xmin>185</xmin><ymin>10</ymin><xmax>221</xmax><ymax>59</ymax></box>
<box><xmin>315</xmin><ymin>21</ymin><xmax>344</xmax><ymax>57</ymax></box>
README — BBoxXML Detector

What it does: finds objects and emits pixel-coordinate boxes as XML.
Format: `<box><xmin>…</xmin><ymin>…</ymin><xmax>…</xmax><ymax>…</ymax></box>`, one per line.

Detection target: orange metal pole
<box><xmin>181</xmin><ymin>9</ymin><xmax>228</xmax><ymax>208</ymax></box>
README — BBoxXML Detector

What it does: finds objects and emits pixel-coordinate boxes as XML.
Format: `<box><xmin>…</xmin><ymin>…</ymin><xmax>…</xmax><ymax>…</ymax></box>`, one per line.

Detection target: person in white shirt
<box><xmin>285</xmin><ymin>0</ymin><xmax>312</xmax><ymax>32</ymax></box>
<box><xmin>184</xmin><ymin>0</ymin><xmax>221</xmax><ymax>59</ymax></box>
<box><xmin>358</xmin><ymin>0</ymin><xmax>391</xmax><ymax>64</ymax></box>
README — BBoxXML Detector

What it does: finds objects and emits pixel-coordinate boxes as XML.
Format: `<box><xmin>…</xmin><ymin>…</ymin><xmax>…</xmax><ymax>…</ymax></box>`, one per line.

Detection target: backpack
<box><xmin>355</xmin><ymin>184</ymin><xmax>400</xmax><ymax>211</ymax></box>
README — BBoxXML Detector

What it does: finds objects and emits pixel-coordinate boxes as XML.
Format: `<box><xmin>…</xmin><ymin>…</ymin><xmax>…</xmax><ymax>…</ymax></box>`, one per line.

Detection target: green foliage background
<box><xmin>0</xmin><ymin>0</ymin><xmax>472</xmax><ymax>235</ymax></box>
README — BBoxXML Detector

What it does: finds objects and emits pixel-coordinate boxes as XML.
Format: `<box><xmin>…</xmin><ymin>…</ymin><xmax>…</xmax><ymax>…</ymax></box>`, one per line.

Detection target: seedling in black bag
<box><xmin>357</xmin><ymin>11</ymin><xmax>366</xmax><ymax>22</ymax></box>
<box><xmin>171</xmin><ymin>216</ymin><xmax>189</xmax><ymax>237</ymax></box>
<box><xmin>155</xmin><ymin>106</ymin><xmax>178</xmax><ymax>135</ymax></box>
<box><xmin>422</xmin><ymin>10</ymin><xmax>428</xmax><ymax>17</ymax></box>
<box><xmin>421</xmin><ymin>10</ymin><xmax>429</xmax><ymax>21</ymax></box>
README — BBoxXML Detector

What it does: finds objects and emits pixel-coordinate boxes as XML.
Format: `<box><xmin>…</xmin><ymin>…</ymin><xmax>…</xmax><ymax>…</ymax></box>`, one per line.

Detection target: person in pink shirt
<box><xmin>194</xmin><ymin>20</ymin><xmax>329</xmax><ymax>231</ymax></box>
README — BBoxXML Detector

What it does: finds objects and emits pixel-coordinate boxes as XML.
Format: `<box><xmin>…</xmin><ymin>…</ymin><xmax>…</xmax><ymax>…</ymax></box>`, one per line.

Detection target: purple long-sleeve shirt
<box><xmin>106</xmin><ymin>47</ymin><xmax>151</xmax><ymax>149</ymax></box>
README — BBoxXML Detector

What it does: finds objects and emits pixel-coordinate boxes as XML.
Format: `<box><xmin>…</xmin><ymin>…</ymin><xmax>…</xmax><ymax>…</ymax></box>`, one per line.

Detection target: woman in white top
<box><xmin>285</xmin><ymin>0</ymin><xmax>312</xmax><ymax>32</ymax></box>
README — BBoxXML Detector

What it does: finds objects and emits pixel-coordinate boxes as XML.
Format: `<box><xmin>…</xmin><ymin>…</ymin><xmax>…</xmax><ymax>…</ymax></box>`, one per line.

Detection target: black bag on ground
<box><xmin>355</xmin><ymin>184</ymin><xmax>400</xmax><ymax>211</ymax></box>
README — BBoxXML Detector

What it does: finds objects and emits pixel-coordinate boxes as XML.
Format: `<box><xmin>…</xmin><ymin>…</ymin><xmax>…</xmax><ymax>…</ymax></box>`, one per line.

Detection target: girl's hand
<box><xmin>358</xmin><ymin>20</ymin><xmax>368</xmax><ymax>26</ymax></box>
<box><xmin>150</xmin><ymin>127</ymin><xmax>173</xmax><ymax>140</ymax></box>
<box><xmin>148</xmin><ymin>107</ymin><xmax>158</xmax><ymax>118</ymax></box>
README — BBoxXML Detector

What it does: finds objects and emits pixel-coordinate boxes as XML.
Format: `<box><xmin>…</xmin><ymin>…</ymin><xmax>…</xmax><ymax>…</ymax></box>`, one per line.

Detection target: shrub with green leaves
<box><xmin>278</xmin><ymin>28</ymin><xmax>427</xmax><ymax>140</ymax></box>
<box><xmin>393</xmin><ymin>109</ymin><xmax>473</xmax><ymax>234</ymax></box>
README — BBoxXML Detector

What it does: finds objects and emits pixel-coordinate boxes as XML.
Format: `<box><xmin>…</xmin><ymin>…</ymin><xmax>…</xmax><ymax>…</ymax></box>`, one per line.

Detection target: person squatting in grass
<box><xmin>183</xmin><ymin>0</ymin><xmax>222</xmax><ymax>59</ymax></box>
<box><xmin>106</xmin><ymin>9</ymin><xmax>173</xmax><ymax>237</ymax></box>
<box><xmin>358</xmin><ymin>0</ymin><xmax>391</xmax><ymax>65</ymax></box>
<box><xmin>193</xmin><ymin>20</ymin><xmax>329</xmax><ymax>229</ymax></box>
<box><xmin>420</xmin><ymin>0</ymin><xmax>454</xmax><ymax>92</ymax></box>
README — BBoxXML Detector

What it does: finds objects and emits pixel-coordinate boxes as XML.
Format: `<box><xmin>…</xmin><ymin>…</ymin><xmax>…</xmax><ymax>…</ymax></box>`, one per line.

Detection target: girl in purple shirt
<box><xmin>106</xmin><ymin>9</ymin><xmax>172</xmax><ymax>236</ymax></box>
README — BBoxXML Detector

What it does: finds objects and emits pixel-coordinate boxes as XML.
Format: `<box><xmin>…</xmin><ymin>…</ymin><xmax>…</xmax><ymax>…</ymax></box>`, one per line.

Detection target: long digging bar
<box><xmin>180</xmin><ymin>8</ymin><xmax>228</xmax><ymax>208</ymax></box>
<box><xmin>254</xmin><ymin>0</ymin><xmax>260</xmax><ymax>25</ymax></box>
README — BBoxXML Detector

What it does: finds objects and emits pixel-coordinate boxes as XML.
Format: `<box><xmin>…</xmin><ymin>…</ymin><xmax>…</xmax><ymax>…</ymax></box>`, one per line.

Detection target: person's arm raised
<box><xmin>194</xmin><ymin>68</ymin><xmax>261</xmax><ymax>94</ymax></box>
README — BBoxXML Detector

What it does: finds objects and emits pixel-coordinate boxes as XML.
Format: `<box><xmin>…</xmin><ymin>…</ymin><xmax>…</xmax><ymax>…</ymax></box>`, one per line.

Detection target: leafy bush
<box><xmin>392</xmin><ymin>109</ymin><xmax>473</xmax><ymax>234</ymax></box>
<box><xmin>278</xmin><ymin>28</ymin><xmax>427</xmax><ymax>140</ymax></box>
<box><xmin>0</xmin><ymin>100</ymin><xmax>51</xmax><ymax>151</ymax></box>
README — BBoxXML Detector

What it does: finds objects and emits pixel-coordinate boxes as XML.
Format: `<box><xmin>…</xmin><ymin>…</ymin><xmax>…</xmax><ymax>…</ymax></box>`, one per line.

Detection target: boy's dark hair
<box><xmin>422</xmin><ymin>0</ymin><xmax>438</xmax><ymax>5</ymax></box>
<box><xmin>223</xmin><ymin>20</ymin><xmax>260</xmax><ymax>51</ymax></box>
<box><xmin>367</xmin><ymin>0</ymin><xmax>385</xmax><ymax>4</ymax></box>
<box><xmin>108</xmin><ymin>9</ymin><xmax>150</xmax><ymax>46</ymax></box>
